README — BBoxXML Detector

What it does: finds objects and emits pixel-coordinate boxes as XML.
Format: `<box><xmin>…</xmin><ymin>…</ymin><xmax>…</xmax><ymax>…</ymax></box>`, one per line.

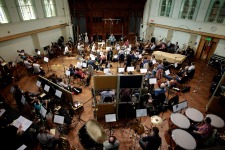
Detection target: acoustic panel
<box><xmin>93</xmin><ymin>75</ymin><xmax>117</xmax><ymax>90</ymax></box>
<box><xmin>119</xmin><ymin>75</ymin><xmax>143</xmax><ymax>88</ymax></box>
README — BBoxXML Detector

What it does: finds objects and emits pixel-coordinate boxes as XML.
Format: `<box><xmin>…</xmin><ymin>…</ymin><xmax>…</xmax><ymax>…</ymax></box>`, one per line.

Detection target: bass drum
<box><xmin>79</xmin><ymin>119</ymin><xmax>107</xmax><ymax>149</ymax></box>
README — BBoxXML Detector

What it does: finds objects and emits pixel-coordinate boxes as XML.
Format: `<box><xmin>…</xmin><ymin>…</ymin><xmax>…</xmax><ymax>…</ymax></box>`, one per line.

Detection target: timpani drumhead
<box><xmin>79</xmin><ymin>119</ymin><xmax>107</xmax><ymax>149</ymax></box>
<box><xmin>85</xmin><ymin>119</ymin><xmax>107</xmax><ymax>143</ymax></box>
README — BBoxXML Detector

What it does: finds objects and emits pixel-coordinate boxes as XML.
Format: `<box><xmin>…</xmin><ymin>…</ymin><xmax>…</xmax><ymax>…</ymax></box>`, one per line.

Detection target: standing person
<box><xmin>103</xmin><ymin>136</ymin><xmax>120</xmax><ymax>150</ymax></box>
<box><xmin>139</xmin><ymin>127</ymin><xmax>162</xmax><ymax>150</ymax></box>
<box><xmin>109</xmin><ymin>34</ymin><xmax>116</xmax><ymax>46</ymax></box>
<box><xmin>14</xmin><ymin>84</ymin><xmax>24</xmax><ymax>111</ymax></box>
<box><xmin>124</xmin><ymin>53</ymin><xmax>132</xmax><ymax>72</ymax></box>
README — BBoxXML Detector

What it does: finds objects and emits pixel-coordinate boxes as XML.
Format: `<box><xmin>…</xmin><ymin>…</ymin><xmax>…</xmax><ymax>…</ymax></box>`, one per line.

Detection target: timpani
<box><xmin>206</xmin><ymin>114</ymin><xmax>225</xmax><ymax>128</ymax></box>
<box><xmin>170</xmin><ymin>113</ymin><xmax>190</xmax><ymax>129</ymax></box>
<box><xmin>185</xmin><ymin>108</ymin><xmax>204</xmax><ymax>123</ymax></box>
<box><xmin>172</xmin><ymin>129</ymin><xmax>197</xmax><ymax>150</ymax></box>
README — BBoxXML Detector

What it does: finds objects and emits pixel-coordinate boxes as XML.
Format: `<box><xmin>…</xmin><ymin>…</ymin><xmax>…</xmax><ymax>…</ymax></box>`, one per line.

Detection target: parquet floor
<box><xmin>1</xmin><ymin>50</ymin><xmax>223</xmax><ymax>150</ymax></box>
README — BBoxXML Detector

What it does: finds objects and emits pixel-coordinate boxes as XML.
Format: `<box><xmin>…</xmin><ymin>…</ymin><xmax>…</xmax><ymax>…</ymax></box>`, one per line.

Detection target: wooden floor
<box><xmin>1</xmin><ymin>50</ymin><xmax>224</xmax><ymax>150</ymax></box>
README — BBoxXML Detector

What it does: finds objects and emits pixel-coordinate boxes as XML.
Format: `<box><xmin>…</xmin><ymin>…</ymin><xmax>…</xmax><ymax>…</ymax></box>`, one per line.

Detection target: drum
<box><xmin>79</xmin><ymin>119</ymin><xmax>107</xmax><ymax>149</ymax></box>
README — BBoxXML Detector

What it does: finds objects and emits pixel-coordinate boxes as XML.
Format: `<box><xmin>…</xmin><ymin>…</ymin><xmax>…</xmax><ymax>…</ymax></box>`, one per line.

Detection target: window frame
<box><xmin>205</xmin><ymin>0</ymin><xmax>225</xmax><ymax>24</ymax></box>
<box><xmin>42</xmin><ymin>0</ymin><xmax>57</xmax><ymax>18</ymax></box>
<box><xmin>0</xmin><ymin>0</ymin><xmax>10</xmax><ymax>23</ymax></box>
<box><xmin>179</xmin><ymin>0</ymin><xmax>201</xmax><ymax>20</ymax></box>
<box><xmin>159</xmin><ymin>0</ymin><xmax>174</xmax><ymax>17</ymax></box>
<box><xmin>16</xmin><ymin>0</ymin><xmax>37</xmax><ymax>21</ymax></box>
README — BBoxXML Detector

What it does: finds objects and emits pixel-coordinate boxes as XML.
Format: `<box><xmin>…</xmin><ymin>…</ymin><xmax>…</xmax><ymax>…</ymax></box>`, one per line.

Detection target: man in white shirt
<box><xmin>33</xmin><ymin>61</ymin><xmax>45</xmax><ymax>76</ymax></box>
<box><xmin>64</xmin><ymin>44</ymin><xmax>71</xmax><ymax>56</ymax></box>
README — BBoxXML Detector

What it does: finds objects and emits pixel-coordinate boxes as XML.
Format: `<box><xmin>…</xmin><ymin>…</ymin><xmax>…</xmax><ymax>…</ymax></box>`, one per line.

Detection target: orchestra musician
<box><xmin>109</xmin><ymin>34</ymin><xmax>116</xmax><ymax>46</ymax></box>
<box><xmin>32</xmin><ymin>60</ymin><xmax>45</xmax><ymax>76</ymax></box>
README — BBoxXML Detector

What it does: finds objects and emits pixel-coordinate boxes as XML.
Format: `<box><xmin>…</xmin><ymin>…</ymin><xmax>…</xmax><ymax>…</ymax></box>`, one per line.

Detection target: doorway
<box><xmin>195</xmin><ymin>37</ymin><xmax>219</xmax><ymax>61</ymax></box>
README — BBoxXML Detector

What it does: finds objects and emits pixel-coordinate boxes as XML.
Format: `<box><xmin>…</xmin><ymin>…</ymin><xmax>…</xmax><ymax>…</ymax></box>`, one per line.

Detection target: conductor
<box><xmin>109</xmin><ymin>34</ymin><xmax>116</xmax><ymax>46</ymax></box>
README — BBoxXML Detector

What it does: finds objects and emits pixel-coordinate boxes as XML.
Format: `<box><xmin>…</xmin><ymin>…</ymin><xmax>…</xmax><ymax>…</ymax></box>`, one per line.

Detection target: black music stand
<box><xmin>72</xmin><ymin>102</ymin><xmax>85</xmax><ymax>129</ymax></box>
<box><xmin>53</xmin><ymin>114</ymin><xmax>66</xmax><ymax>134</ymax></box>
<box><xmin>105</xmin><ymin>114</ymin><xmax>116</xmax><ymax>136</ymax></box>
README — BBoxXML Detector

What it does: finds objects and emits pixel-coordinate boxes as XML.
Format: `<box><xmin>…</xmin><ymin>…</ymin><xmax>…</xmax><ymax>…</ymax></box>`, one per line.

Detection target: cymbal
<box><xmin>151</xmin><ymin>115</ymin><xmax>163</xmax><ymax>126</ymax></box>
<box><xmin>131</xmin><ymin>122</ymin><xmax>145</xmax><ymax>135</ymax></box>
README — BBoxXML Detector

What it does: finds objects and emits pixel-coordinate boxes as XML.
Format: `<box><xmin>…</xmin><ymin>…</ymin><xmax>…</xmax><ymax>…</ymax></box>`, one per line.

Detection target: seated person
<box><xmin>74</xmin><ymin>68</ymin><xmax>85</xmax><ymax>80</ymax></box>
<box><xmin>37</xmin><ymin>127</ymin><xmax>59</xmax><ymax>149</ymax></box>
<box><xmin>63</xmin><ymin>44</ymin><xmax>72</xmax><ymax>56</ymax></box>
<box><xmin>189</xmin><ymin>117</ymin><xmax>213</xmax><ymax>142</ymax></box>
<box><xmin>103</xmin><ymin>136</ymin><xmax>120</xmax><ymax>150</ymax></box>
<box><xmin>139</xmin><ymin>127</ymin><xmax>161</xmax><ymax>150</ymax></box>
<box><xmin>100</xmin><ymin>89</ymin><xmax>115</xmax><ymax>103</ymax></box>
<box><xmin>68</xmin><ymin>64</ymin><xmax>76</xmax><ymax>76</ymax></box>
<box><xmin>154</xmin><ymin>83</ymin><xmax>166</xmax><ymax>97</ymax></box>
<box><xmin>120</xmin><ymin>88</ymin><xmax>132</xmax><ymax>102</ymax></box>
<box><xmin>77</xmin><ymin>42</ymin><xmax>84</xmax><ymax>54</ymax></box>
<box><xmin>176</xmin><ymin>72</ymin><xmax>189</xmax><ymax>84</ymax></box>
<box><xmin>24</xmin><ymin>58</ymin><xmax>33</xmax><ymax>73</ymax></box>
<box><xmin>33</xmin><ymin>60</ymin><xmax>45</xmax><ymax>76</ymax></box>
<box><xmin>57</xmin><ymin>78</ymin><xmax>69</xmax><ymax>89</ymax></box>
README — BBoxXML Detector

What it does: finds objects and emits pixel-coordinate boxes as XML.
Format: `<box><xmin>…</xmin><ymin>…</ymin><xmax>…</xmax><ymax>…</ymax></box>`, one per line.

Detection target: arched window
<box><xmin>206</xmin><ymin>0</ymin><xmax>225</xmax><ymax>23</ymax></box>
<box><xmin>0</xmin><ymin>0</ymin><xmax>10</xmax><ymax>23</ymax></box>
<box><xmin>159</xmin><ymin>0</ymin><xmax>174</xmax><ymax>17</ymax></box>
<box><xmin>179</xmin><ymin>0</ymin><xmax>201</xmax><ymax>20</ymax></box>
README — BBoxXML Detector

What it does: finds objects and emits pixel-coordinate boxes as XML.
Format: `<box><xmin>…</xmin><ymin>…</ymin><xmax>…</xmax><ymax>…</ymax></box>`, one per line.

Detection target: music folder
<box><xmin>105</xmin><ymin>114</ymin><xmax>116</xmax><ymax>123</ymax></box>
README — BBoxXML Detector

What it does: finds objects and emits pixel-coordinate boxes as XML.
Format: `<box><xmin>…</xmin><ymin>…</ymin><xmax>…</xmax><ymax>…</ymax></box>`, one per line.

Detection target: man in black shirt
<box><xmin>139</xmin><ymin>127</ymin><xmax>161</xmax><ymax>150</ymax></box>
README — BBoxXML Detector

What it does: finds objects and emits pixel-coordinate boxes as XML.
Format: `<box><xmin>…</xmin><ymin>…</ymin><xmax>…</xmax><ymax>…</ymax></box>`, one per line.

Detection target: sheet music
<box><xmin>136</xmin><ymin>109</ymin><xmax>147</xmax><ymax>117</ymax></box>
<box><xmin>174</xmin><ymin>63</ymin><xmax>178</xmax><ymax>68</ymax></box>
<box><xmin>44</xmin><ymin>57</ymin><xmax>49</xmax><ymax>62</ymax></box>
<box><xmin>55</xmin><ymin>90</ymin><xmax>62</xmax><ymax>98</ymax></box>
<box><xmin>53</xmin><ymin>115</ymin><xmax>64</xmax><ymax>124</ymax></box>
<box><xmin>10</xmin><ymin>86</ymin><xmax>15</xmax><ymax>93</ymax></box>
<box><xmin>105</xmin><ymin>114</ymin><xmax>116</xmax><ymax>122</ymax></box>
<box><xmin>0</xmin><ymin>109</ymin><xmax>6</xmax><ymax>116</ymax></box>
<box><xmin>127</xmin><ymin>67</ymin><xmax>134</xmax><ymax>72</ymax></box>
<box><xmin>149</xmin><ymin>78</ymin><xmax>157</xmax><ymax>84</ymax></box>
<box><xmin>66</xmin><ymin>70</ymin><xmax>70</xmax><ymax>76</ymax></box>
<box><xmin>140</xmin><ymin>69</ymin><xmax>147</xmax><ymax>73</ymax></box>
<box><xmin>44</xmin><ymin>85</ymin><xmax>50</xmax><ymax>92</ymax></box>
<box><xmin>91</xmin><ymin>56</ymin><xmax>95</xmax><ymax>60</ymax></box>
<box><xmin>82</xmin><ymin>63</ymin><xmax>87</xmax><ymax>68</ymax></box>
<box><xmin>104</xmin><ymin>68</ymin><xmax>110</xmax><ymax>73</ymax></box>
<box><xmin>40</xmin><ymin>105</ymin><xmax>47</xmax><ymax>117</ymax></box>
<box><xmin>21</xmin><ymin>95</ymin><xmax>26</xmax><ymax>105</ymax></box>
<box><xmin>37</xmin><ymin>51</ymin><xmax>41</xmax><ymax>55</ymax></box>
<box><xmin>118</xmin><ymin>68</ymin><xmax>124</xmax><ymax>73</ymax></box>
<box><xmin>13</xmin><ymin>116</ymin><xmax>32</xmax><ymax>131</ymax></box>
<box><xmin>152</xmin><ymin>60</ymin><xmax>156</xmax><ymax>64</ymax></box>
<box><xmin>36</xmin><ymin>80</ymin><xmax>41</xmax><ymax>87</ymax></box>
<box><xmin>165</xmin><ymin>70</ymin><xmax>170</xmax><ymax>75</ymax></box>
<box><xmin>50</xmin><ymin>129</ymin><xmax>56</xmax><ymax>135</ymax></box>
<box><xmin>17</xmin><ymin>144</ymin><xmax>27</xmax><ymax>150</ymax></box>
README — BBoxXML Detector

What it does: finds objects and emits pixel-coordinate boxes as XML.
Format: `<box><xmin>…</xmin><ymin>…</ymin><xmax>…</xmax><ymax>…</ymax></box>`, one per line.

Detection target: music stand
<box><xmin>172</xmin><ymin>100</ymin><xmax>188</xmax><ymax>114</ymax></box>
<box><xmin>105</xmin><ymin>114</ymin><xmax>116</xmax><ymax>136</ymax></box>
<box><xmin>136</xmin><ymin>109</ymin><xmax>147</xmax><ymax>122</ymax></box>
<box><xmin>44</xmin><ymin>57</ymin><xmax>51</xmax><ymax>72</ymax></box>
<box><xmin>72</xmin><ymin>102</ymin><xmax>86</xmax><ymax>129</ymax></box>
<box><xmin>53</xmin><ymin>114</ymin><xmax>65</xmax><ymax>134</ymax></box>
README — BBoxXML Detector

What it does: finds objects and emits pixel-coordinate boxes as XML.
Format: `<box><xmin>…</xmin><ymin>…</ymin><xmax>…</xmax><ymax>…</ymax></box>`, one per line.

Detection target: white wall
<box><xmin>0</xmin><ymin>0</ymin><xmax>72</xmax><ymax>62</ymax></box>
<box><xmin>0</xmin><ymin>36</ymin><xmax>34</xmax><ymax>62</ymax></box>
<box><xmin>215</xmin><ymin>40</ymin><xmax>225</xmax><ymax>57</ymax></box>
<box><xmin>143</xmin><ymin>0</ymin><xmax>225</xmax><ymax>57</ymax></box>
